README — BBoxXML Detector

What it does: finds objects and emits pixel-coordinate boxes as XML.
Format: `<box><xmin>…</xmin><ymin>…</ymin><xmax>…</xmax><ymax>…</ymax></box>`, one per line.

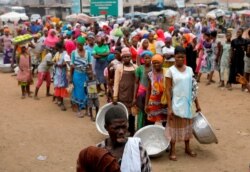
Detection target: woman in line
<box><xmin>113</xmin><ymin>47</ymin><xmax>137</xmax><ymax>136</ymax></box>
<box><xmin>0</xmin><ymin>28</ymin><xmax>13</xmax><ymax>64</ymax></box>
<box><xmin>228</xmin><ymin>28</ymin><xmax>248</xmax><ymax>90</ymax></box>
<box><xmin>93</xmin><ymin>36</ymin><xmax>110</xmax><ymax>94</ymax></box>
<box><xmin>134</xmin><ymin>50</ymin><xmax>153</xmax><ymax>129</ymax></box>
<box><xmin>197</xmin><ymin>32</ymin><xmax>213</xmax><ymax>83</ymax></box>
<box><xmin>53</xmin><ymin>42</ymin><xmax>71</xmax><ymax>111</ymax></box>
<box><xmin>17</xmin><ymin>43</ymin><xmax>33</xmax><ymax>99</ymax></box>
<box><xmin>136</xmin><ymin>39</ymin><xmax>149</xmax><ymax>65</ymax></box>
<box><xmin>145</xmin><ymin>54</ymin><xmax>167</xmax><ymax>125</ymax></box>
<box><xmin>219</xmin><ymin>32</ymin><xmax>232</xmax><ymax>87</ymax></box>
<box><xmin>165</xmin><ymin>46</ymin><xmax>201</xmax><ymax>161</ymax></box>
<box><xmin>155</xmin><ymin>29</ymin><xmax>165</xmax><ymax>55</ymax></box>
<box><xmin>183</xmin><ymin>33</ymin><xmax>198</xmax><ymax>75</ymax></box>
<box><xmin>70</xmin><ymin>36</ymin><xmax>92</xmax><ymax>117</ymax></box>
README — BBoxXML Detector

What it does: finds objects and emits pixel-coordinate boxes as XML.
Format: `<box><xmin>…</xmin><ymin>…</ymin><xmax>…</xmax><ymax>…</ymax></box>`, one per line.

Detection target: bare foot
<box><xmin>169</xmin><ymin>154</ymin><xmax>177</xmax><ymax>161</ymax></box>
<box><xmin>185</xmin><ymin>149</ymin><xmax>197</xmax><ymax>157</ymax></box>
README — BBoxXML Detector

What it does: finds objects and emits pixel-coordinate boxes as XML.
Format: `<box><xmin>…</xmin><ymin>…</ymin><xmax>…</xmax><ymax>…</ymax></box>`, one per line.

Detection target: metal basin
<box><xmin>193</xmin><ymin>112</ymin><xmax>218</xmax><ymax>144</ymax></box>
<box><xmin>134</xmin><ymin>125</ymin><xmax>170</xmax><ymax>157</ymax></box>
<box><xmin>0</xmin><ymin>64</ymin><xmax>13</xmax><ymax>73</ymax></box>
<box><xmin>96</xmin><ymin>102</ymin><xmax>128</xmax><ymax>136</ymax></box>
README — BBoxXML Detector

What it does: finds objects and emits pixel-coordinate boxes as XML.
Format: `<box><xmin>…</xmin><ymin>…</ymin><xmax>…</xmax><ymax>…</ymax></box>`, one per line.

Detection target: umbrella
<box><xmin>66</xmin><ymin>13</ymin><xmax>92</xmax><ymax>24</ymax></box>
<box><xmin>65</xmin><ymin>14</ymin><xmax>78</xmax><ymax>22</ymax></box>
<box><xmin>0</xmin><ymin>12</ymin><xmax>29</xmax><ymax>22</ymax></box>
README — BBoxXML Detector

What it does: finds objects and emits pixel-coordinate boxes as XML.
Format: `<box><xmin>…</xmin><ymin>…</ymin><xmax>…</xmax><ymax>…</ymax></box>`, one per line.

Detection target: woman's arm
<box><xmin>194</xmin><ymin>97</ymin><xmax>201</xmax><ymax>112</ymax></box>
<box><xmin>133</xmin><ymin>75</ymin><xmax>140</xmax><ymax>105</ymax></box>
<box><xmin>166</xmin><ymin>77</ymin><xmax>173</xmax><ymax>120</ymax></box>
<box><xmin>144</xmin><ymin>76</ymin><xmax>151</xmax><ymax>113</ymax></box>
<box><xmin>113</xmin><ymin>66</ymin><xmax>122</xmax><ymax>104</ymax></box>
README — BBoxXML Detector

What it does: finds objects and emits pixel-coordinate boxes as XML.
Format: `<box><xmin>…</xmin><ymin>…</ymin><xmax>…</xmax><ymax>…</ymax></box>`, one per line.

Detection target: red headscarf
<box><xmin>156</xmin><ymin>29</ymin><xmax>165</xmax><ymax>42</ymax></box>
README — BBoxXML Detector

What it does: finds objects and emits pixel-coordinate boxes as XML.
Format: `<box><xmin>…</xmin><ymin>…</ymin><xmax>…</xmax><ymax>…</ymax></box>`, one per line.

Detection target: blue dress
<box><xmin>71</xmin><ymin>50</ymin><xmax>92</xmax><ymax>110</ymax></box>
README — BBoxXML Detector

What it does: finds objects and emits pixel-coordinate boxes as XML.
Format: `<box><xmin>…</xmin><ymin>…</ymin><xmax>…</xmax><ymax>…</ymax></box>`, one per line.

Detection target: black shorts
<box><xmin>87</xmin><ymin>98</ymin><xmax>99</xmax><ymax>107</ymax></box>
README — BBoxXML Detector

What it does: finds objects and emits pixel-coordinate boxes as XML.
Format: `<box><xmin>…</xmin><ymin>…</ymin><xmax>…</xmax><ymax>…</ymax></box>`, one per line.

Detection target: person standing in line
<box><xmin>113</xmin><ymin>47</ymin><xmax>137</xmax><ymax>136</ymax></box>
<box><xmin>52</xmin><ymin>42</ymin><xmax>71</xmax><ymax>111</ymax></box>
<box><xmin>16</xmin><ymin>43</ymin><xmax>33</xmax><ymax>99</ymax></box>
<box><xmin>219</xmin><ymin>32</ymin><xmax>232</xmax><ymax>87</ymax></box>
<box><xmin>165</xmin><ymin>46</ymin><xmax>201</xmax><ymax>161</ymax></box>
<box><xmin>227</xmin><ymin>28</ymin><xmax>248</xmax><ymax>90</ymax></box>
<box><xmin>145</xmin><ymin>54</ymin><xmax>167</xmax><ymax>126</ymax></box>
<box><xmin>34</xmin><ymin>47</ymin><xmax>54</xmax><ymax>99</ymax></box>
<box><xmin>70</xmin><ymin>37</ymin><xmax>92</xmax><ymax>117</ymax></box>
<box><xmin>93</xmin><ymin>36</ymin><xmax>110</xmax><ymax>94</ymax></box>
<box><xmin>134</xmin><ymin>51</ymin><xmax>153</xmax><ymax>129</ymax></box>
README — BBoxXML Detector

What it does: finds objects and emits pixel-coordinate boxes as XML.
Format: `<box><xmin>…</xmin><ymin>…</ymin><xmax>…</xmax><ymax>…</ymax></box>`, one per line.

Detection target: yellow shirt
<box><xmin>148</xmin><ymin>41</ymin><xmax>156</xmax><ymax>55</ymax></box>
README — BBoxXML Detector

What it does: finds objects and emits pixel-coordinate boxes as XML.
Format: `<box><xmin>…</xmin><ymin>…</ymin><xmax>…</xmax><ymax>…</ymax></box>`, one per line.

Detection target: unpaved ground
<box><xmin>0</xmin><ymin>71</ymin><xmax>249</xmax><ymax>172</ymax></box>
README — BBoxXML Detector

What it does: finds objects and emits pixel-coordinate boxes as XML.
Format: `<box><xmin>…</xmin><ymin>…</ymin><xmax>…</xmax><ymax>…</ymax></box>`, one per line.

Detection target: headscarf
<box><xmin>44</xmin><ymin>29</ymin><xmax>59</xmax><ymax>48</ymax></box>
<box><xmin>76</xmin><ymin>36</ymin><xmax>86</xmax><ymax>45</ymax></box>
<box><xmin>182</xmin><ymin>33</ymin><xmax>192</xmax><ymax>48</ymax></box>
<box><xmin>152</xmin><ymin>54</ymin><xmax>163</xmax><ymax>63</ymax></box>
<box><xmin>156</xmin><ymin>29</ymin><xmax>165</xmax><ymax>42</ymax></box>
<box><xmin>121</xmin><ymin>47</ymin><xmax>131</xmax><ymax>57</ymax></box>
<box><xmin>168</xmin><ymin>26</ymin><xmax>175</xmax><ymax>33</ymax></box>
<box><xmin>140</xmin><ymin>50</ymin><xmax>153</xmax><ymax>58</ymax></box>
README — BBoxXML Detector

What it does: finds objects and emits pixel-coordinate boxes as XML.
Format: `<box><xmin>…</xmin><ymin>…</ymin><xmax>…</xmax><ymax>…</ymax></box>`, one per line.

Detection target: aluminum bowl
<box><xmin>134</xmin><ymin>125</ymin><xmax>170</xmax><ymax>157</ymax></box>
<box><xmin>96</xmin><ymin>102</ymin><xmax>128</xmax><ymax>136</ymax></box>
<box><xmin>0</xmin><ymin>64</ymin><xmax>13</xmax><ymax>73</ymax></box>
<box><xmin>193</xmin><ymin>112</ymin><xmax>218</xmax><ymax>144</ymax></box>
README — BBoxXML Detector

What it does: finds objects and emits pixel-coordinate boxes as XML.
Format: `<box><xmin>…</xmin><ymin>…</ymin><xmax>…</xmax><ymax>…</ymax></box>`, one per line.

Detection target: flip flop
<box><xmin>60</xmin><ymin>105</ymin><xmax>67</xmax><ymax>111</ymax></box>
<box><xmin>185</xmin><ymin>150</ymin><xmax>197</xmax><ymax>157</ymax></box>
<box><xmin>169</xmin><ymin>155</ymin><xmax>177</xmax><ymax>161</ymax></box>
<box><xmin>76</xmin><ymin>112</ymin><xmax>84</xmax><ymax>118</ymax></box>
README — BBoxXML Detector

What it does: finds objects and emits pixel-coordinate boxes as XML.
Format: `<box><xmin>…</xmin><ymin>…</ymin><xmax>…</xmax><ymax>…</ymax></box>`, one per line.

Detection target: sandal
<box><xmin>60</xmin><ymin>105</ymin><xmax>67</xmax><ymax>111</ymax></box>
<box><xmin>185</xmin><ymin>150</ymin><xmax>197</xmax><ymax>157</ymax></box>
<box><xmin>169</xmin><ymin>155</ymin><xmax>177</xmax><ymax>161</ymax></box>
<box><xmin>21</xmin><ymin>95</ymin><xmax>25</xmax><ymax>99</ymax></box>
<box><xmin>76</xmin><ymin>112</ymin><xmax>84</xmax><ymax>118</ymax></box>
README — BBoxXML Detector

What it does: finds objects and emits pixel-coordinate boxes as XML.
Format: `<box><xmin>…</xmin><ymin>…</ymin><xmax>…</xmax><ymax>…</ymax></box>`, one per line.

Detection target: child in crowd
<box><xmin>34</xmin><ymin>47</ymin><xmax>54</xmax><ymax>99</ymax></box>
<box><xmin>17</xmin><ymin>43</ymin><xmax>33</xmax><ymax>99</ymax></box>
<box><xmin>219</xmin><ymin>32</ymin><xmax>232</xmax><ymax>87</ymax></box>
<box><xmin>29</xmin><ymin>34</ymin><xmax>41</xmax><ymax>76</ymax></box>
<box><xmin>86</xmin><ymin>69</ymin><xmax>99</xmax><ymax>121</ymax></box>
<box><xmin>52</xmin><ymin>42</ymin><xmax>71</xmax><ymax>111</ymax></box>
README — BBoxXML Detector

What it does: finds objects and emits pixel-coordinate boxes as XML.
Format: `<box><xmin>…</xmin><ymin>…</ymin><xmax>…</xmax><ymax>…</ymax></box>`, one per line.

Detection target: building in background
<box><xmin>19</xmin><ymin>0</ymin><xmax>71</xmax><ymax>19</ymax></box>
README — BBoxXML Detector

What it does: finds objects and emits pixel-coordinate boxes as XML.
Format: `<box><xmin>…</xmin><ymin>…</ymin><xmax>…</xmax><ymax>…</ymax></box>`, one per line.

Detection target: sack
<box><xmin>114</xmin><ymin>28</ymin><xmax>123</xmax><ymax>37</ymax></box>
<box><xmin>161</xmin><ymin>68</ymin><xmax>168</xmax><ymax>105</ymax></box>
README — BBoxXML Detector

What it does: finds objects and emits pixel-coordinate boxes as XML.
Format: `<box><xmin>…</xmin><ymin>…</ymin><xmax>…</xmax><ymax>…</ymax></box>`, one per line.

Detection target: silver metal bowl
<box><xmin>96</xmin><ymin>102</ymin><xmax>128</xmax><ymax>136</ymax></box>
<box><xmin>0</xmin><ymin>64</ymin><xmax>13</xmax><ymax>73</ymax></box>
<box><xmin>134</xmin><ymin>125</ymin><xmax>170</xmax><ymax>157</ymax></box>
<box><xmin>193</xmin><ymin>112</ymin><xmax>218</xmax><ymax>144</ymax></box>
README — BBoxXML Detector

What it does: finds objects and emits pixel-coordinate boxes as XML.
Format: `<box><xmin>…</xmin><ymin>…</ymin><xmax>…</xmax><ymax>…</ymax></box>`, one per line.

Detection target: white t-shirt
<box><xmin>155</xmin><ymin>40</ymin><xmax>165</xmax><ymax>55</ymax></box>
<box><xmin>38</xmin><ymin>52</ymin><xmax>53</xmax><ymax>72</ymax></box>
<box><xmin>162</xmin><ymin>46</ymin><xmax>175</xmax><ymax>62</ymax></box>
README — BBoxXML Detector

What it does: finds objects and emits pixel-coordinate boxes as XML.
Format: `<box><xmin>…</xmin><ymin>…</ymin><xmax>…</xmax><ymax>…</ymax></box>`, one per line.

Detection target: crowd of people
<box><xmin>0</xmin><ymin>14</ymin><xmax>250</xmax><ymax>170</ymax></box>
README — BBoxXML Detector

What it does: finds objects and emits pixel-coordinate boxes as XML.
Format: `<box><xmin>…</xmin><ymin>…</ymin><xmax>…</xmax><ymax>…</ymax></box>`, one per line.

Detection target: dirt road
<box><xmin>0</xmin><ymin>72</ymin><xmax>249</xmax><ymax>172</ymax></box>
